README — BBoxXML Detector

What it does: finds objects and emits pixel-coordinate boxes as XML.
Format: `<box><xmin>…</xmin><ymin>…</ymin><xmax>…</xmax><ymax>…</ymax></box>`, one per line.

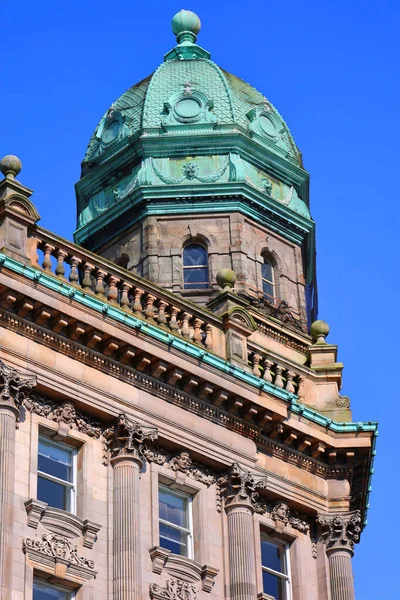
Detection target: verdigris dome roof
<box><xmin>83</xmin><ymin>11</ymin><xmax>301</xmax><ymax>167</ymax></box>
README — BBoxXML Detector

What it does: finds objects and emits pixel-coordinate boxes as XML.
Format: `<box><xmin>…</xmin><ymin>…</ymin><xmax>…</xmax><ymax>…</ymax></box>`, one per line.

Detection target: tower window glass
<box><xmin>183</xmin><ymin>244</ymin><xmax>209</xmax><ymax>290</ymax></box>
<box><xmin>261</xmin><ymin>535</ymin><xmax>291</xmax><ymax>599</ymax></box>
<box><xmin>37</xmin><ymin>436</ymin><xmax>76</xmax><ymax>513</ymax></box>
<box><xmin>261</xmin><ymin>257</ymin><xmax>275</xmax><ymax>301</ymax></box>
<box><xmin>159</xmin><ymin>485</ymin><xmax>193</xmax><ymax>557</ymax></box>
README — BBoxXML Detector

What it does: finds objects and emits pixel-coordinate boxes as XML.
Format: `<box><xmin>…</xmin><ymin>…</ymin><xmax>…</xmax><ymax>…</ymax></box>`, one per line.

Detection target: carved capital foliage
<box><xmin>23</xmin><ymin>394</ymin><xmax>102</xmax><ymax>438</ymax></box>
<box><xmin>142</xmin><ymin>447</ymin><xmax>216</xmax><ymax>486</ymax></box>
<box><xmin>103</xmin><ymin>413</ymin><xmax>158</xmax><ymax>460</ymax></box>
<box><xmin>0</xmin><ymin>359</ymin><xmax>36</xmax><ymax>413</ymax></box>
<box><xmin>218</xmin><ymin>463</ymin><xmax>268</xmax><ymax>509</ymax></box>
<box><xmin>317</xmin><ymin>510</ymin><xmax>361</xmax><ymax>555</ymax></box>
<box><xmin>150</xmin><ymin>579</ymin><xmax>197</xmax><ymax>600</ymax></box>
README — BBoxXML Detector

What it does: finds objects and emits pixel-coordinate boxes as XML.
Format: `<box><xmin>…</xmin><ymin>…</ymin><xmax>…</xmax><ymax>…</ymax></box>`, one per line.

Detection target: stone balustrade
<box><xmin>33</xmin><ymin>230</ymin><xmax>218</xmax><ymax>352</ymax></box>
<box><xmin>247</xmin><ymin>349</ymin><xmax>304</xmax><ymax>396</ymax></box>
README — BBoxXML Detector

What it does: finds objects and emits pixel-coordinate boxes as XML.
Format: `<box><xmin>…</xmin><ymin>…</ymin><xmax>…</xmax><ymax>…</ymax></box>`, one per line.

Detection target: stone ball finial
<box><xmin>310</xmin><ymin>320</ymin><xmax>330</xmax><ymax>344</ymax></box>
<box><xmin>216</xmin><ymin>268</ymin><xmax>237</xmax><ymax>292</ymax></box>
<box><xmin>171</xmin><ymin>10</ymin><xmax>201</xmax><ymax>44</ymax></box>
<box><xmin>0</xmin><ymin>155</ymin><xmax>22</xmax><ymax>180</ymax></box>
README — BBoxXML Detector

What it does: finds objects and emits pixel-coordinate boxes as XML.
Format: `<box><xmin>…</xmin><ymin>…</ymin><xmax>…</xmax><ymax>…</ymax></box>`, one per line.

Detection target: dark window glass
<box><xmin>159</xmin><ymin>489</ymin><xmax>188</xmax><ymax>528</ymax></box>
<box><xmin>33</xmin><ymin>580</ymin><xmax>72</xmax><ymax>599</ymax></box>
<box><xmin>38</xmin><ymin>437</ymin><xmax>74</xmax><ymax>511</ymax></box>
<box><xmin>159</xmin><ymin>486</ymin><xmax>191</xmax><ymax>557</ymax></box>
<box><xmin>262</xmin><ymin>570</ymin><xmax>284</xmax><ymax>600</ymax></box>
<box><xmin>159</xmin><ymin>523</ymin><xmax>189</xmax><ymax>555</ymax></box>
<box><xmin>261</xmin><ymin>539</ymin><xmax>282</xmax><ymax>573</ymax></box>
<box><xmin>183</xmin><ymin>244</ymin><xmax>209</xmax><ymax>290</ymax></box>
<box><xmin>261</xmin><ymin>258</ymin><xmax>274</xmax><ymax>301</ymax></box>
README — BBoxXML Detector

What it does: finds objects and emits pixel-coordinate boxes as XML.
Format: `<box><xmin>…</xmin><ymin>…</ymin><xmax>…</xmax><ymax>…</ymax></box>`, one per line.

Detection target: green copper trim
<box><xmin>0</xmin><ymin>252</ymin><xmax>376</xmax><ymax>430</ymax></box>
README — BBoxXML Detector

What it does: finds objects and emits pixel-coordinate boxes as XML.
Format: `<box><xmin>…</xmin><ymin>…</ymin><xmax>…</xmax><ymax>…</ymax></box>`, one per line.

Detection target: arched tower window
<box><xmin>261</xmin><ymin>256</ymin><xmax>275</xmax><ymax>302</ymax></box>
<box><xmin>183</xmin><ymin>244</ymin><xmax>209</xmax><ymax>290</ymax></box>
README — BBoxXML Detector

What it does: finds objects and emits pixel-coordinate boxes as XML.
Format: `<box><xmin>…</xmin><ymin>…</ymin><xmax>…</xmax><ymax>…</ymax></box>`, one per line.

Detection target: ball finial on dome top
<box><xmin>171</xmin><ymin>10</ymin><xmax>201</xmax><ymax>44</ymax></box>
<box><xmin>0</xmin><ymin>155</ymin><xmax>22</xmax><ymax>180</ymax></box>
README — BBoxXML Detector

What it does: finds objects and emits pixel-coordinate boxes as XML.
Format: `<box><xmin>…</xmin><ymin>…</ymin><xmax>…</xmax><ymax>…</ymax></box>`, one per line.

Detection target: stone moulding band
<box><xmin>0</xmin><ymin>253</ymin><xmax>377</xmax><ymax>436</ymax></box>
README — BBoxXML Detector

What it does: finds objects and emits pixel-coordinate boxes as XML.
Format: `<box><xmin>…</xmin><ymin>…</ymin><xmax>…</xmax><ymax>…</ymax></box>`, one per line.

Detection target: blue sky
<box><xmin>2</xmin><ymin>0</ymin><xmax>399</xmax><ymax>596</ymax></box>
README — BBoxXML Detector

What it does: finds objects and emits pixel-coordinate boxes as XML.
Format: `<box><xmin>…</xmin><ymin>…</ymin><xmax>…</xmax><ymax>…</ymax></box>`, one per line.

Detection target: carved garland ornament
<box><xmin>150</xmin><ymin>579</ymin><xmax>197</xmax><ymax>600</ymax></box>
<box><xmin>23</xmin><ymin>533</ymin><xmax>95</xmax><ymax>570</ymax></box>
<box><xmin>142</xmin><ymin>447</ymin><xmax>216</xmax><ymax>486</ymax></box>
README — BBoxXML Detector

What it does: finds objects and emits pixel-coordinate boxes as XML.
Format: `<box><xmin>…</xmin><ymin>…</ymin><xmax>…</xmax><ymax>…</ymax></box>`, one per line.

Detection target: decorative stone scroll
<box><xmin>103</xmin><ymin>412</ymin><xmax>158</xmax><ymax>461</ymax></box>
<box><xmin>22</xmin><ymin>394</ymin><xmax>102</xmax><ymax>438</ymax></box>
<box><xmin>0</xmin><ymin>358</ymin><xmax>36</xmax><ymax>415</ymax></box>
<box><xmin>150</xmin><ymin>578</ymin><xmax>197</xmax><ymax>600</ymax></box>
<box><xmin>142</xmin><ymin>447</ymin><xmax>216</xmax><ymax>486</ymax></box>
<box><xmin>149</xmin><ymin>547</ymin><xmax>218</xmax><ymax>592</ymax></box>
<box><xmin>317</xmin><ymin>511</ymin><xmax>361</xmax><ymax>555</ymax></box>
<box><xmin>23</xmin><ymin>533</ymin><xmax>96</xmax><ymax>583</ymax></box>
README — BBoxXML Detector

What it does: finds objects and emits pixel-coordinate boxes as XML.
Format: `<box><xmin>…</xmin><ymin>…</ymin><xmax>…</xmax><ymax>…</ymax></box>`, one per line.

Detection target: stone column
<box><xmin>0</xmin><ymin>360</ymin><xmax>36</xmax><ymax>600</ymax></box>
<box><xmin>317</xmin><ymin>511</ymin><xmax>362</xmax><ymax>600</ymax></box>
<box><xmin>104</xmin><ymin>414</ymin><xmax>158</xmax><ymax>600</ymax></box>
<box><xmin>220</xmin><ymin>463</ymin><xmax>268</xmax><ymax>600</ymax></box>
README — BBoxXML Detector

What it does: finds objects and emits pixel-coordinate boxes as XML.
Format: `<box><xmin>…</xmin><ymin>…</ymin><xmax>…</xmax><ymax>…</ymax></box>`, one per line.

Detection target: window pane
<box><xmin>261</xmin><ymin>260</ymin><xmax>273</xmax><ymax>282</ymax></box>
<box><xmin>262</xmin><ymin>280</ymin><xmax>274</xmax><ymax>300</ymax></box>
<box><xmin>33</xmin><ymin>581</ymin><xmax>71</xmax><ymax>599</ymax></box>
<box><xmin>262</xmin><ymin>570</ymin><xmax>285</xmax><ymax>600</ymax></box>
<box><xmin>38</xmin><ymin>439</ymin><xmax>73</xmax><ymax>482</ymax></box>
<box><xmin>38</xmin><ymin>476</ymin><xmax>70</xmax><ymax>511</ymax></box>
<box><xmin>184</xmin><ymin>267</ymin><xmax>209</xmax><ymax>289</ymax></box>
<box><xmin>183</xmin><ymin>244</ymin><xmax>208</xmax><ymax>267</ymax></box>
<box><xmin>159</xmin><ymin>522</ymin><xmax>189</xmax><ymax>556</ymax></box>
<box><xmin>159</xmin><ymin>489</ymin><xmax>188</xmax><ymax>528</ymax></box>
<box><xmin>261</xmin><ymin>539</ymin><xmax>284</xmax><ymax>573</ymax></box>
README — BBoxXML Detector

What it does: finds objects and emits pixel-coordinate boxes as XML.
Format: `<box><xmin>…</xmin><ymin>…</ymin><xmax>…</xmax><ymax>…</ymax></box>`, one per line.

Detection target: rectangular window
<box><xmin>37</xmin><ymin>436</ymin><xmax>76</xmax><ymax>513</ymax></box>
<box><xmin>33</xmin><ymin>579</ymin><xmax>74</xmax><ymax>600</ymax></box>
<box><xmin>159</xmin><ymin>485</ymin><xmax>193</xmax><ymax>558</ymax></box>
<box><xmin>261</xmin><ymin>534</ymin><xmax>291</xmax><ymax>600</ymax></box>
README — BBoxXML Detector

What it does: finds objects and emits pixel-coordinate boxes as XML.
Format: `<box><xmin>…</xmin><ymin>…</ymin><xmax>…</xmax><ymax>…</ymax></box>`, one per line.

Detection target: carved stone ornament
<box><xmin>23</xmin><ymin>533</ymin><xmax>96</xmax><ymax>583</ymax></box>
<box><xmin>142</xmin><ymin>447</ymin><xmax>216</xmax><ymax>487</ymax></box>
<box><xmin>103</xmin><ymin>413</ymin><xmax>158</xmax><ymax>460</ymax></box>
<box><xmin>0</xmin><ymin>358</ymin><xmax>36</xmax><ymax>414</ymax></box>
<box><xmin>218</xmin><ymin>462</ymin><xmax>268</xmax><ymax>509</ymax></box>
<box><xmin>22</xmin><ymin>394</ymin><xmax>102</xmax><ymax>438</ymax></box>
<box><xmin>150</xmin><ymin>578</ymin><xmax>197</xmax><ymax>600</ymax></box>
<box><xmin>317</xmin><ymin>510</ymin><xmax>361</xmax><ymax>555</ymax></box>
<box><xmin>149</xmin><ymin>547</ymin><xmax>218</xmax><ymax>593</ymax></box>
<box><xmin>254</xmin><ymin>499</ymin><xmax>311</xmax><ymax>535</ymax></box>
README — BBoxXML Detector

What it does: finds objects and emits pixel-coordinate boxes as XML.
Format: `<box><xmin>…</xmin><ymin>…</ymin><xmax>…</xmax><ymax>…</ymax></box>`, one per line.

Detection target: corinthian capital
<box><xmin>103</xmin><ymin>413</ymin><xmax>158</xmax><ymax>462</ymax></box>
<box><xmin>219</xmin><ymin>462</ymin><xmax>268</xmax><ymax>509</ymax></box>
<box><xmin>0</xmin><ymin>359</ymin><xmax>36</xmax><ymax>414</ymax></box>
<box><xmin>317</xmin><ymin>510</ymin><xmax>361</xmax><ymax>555</ymax></box>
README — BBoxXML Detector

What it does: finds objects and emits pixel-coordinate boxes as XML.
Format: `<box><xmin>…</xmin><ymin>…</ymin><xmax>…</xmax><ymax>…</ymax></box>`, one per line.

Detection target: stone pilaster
<box><xmin>104</xmin><ymin>414</ymin><xmax>158</xmax><ymax>600</ymax></box>
<box><xmin>317</xmin><ymin>511</ymin><xmax>362</xmax><ymax>600</ymax></box>
<box><xmin>0</xmin><ymin>360</ymin><xmax>36</xmax><ymax>599</ymax></box>
<box><xmin>219</xmin><ymin>463</ymin><xmax>267</xmax><ymax>600</ymax></box>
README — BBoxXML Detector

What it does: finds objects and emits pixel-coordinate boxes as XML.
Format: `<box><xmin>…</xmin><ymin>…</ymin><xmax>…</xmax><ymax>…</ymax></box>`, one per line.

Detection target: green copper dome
<box><xmin>82</xmin><ymin>13</ymin><xmax>301</xmax><ymax>168</ymax></box>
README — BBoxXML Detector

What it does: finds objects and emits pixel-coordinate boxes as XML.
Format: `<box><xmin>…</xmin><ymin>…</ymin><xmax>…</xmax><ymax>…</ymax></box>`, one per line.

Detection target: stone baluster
<box><xmin>274</xmin><ymin>364</ymin><xmax>284</xmax><ymax>388</ymax></box>
<box><xmin>107</xmin><ymin>276</ymin><xmax>119</xmax><ymax>305</ymax></box>
<box><xmin>317</xmin><ymin>511</ymin><xmax>361</xmax><ymax>600</ymax></box>
<box><xmin>192</xmin><ymin>318</ymin><xmax>204</xmax><ymax>346</ymax></box>
<box><xmin>144</xmin><ymin>294</ymin><xmax>157</xmax><ymax>322</ymax></box>
<box><xmin>157</xmin><ymin>300</ymin><xmax>168</xmax><ymax>328</ymax></box>
<box><xmin>204</xmin><ymin>323</ymin><xmax>213</xmax><ymax>350</ymax></box>
<box><xmin>132</xmin><ymin>287</ymin><xmax>145</xmax><ymax>316</ymax></box>
<box><xmin>169</xmin><ymin>306</ymin><xmax>180</xmax><ymax>333</ymax></box>
<box><xmin>69</xmin><ymin>256</ymin><xmax>80</xmax><ymax>285</ymax></box>
<box><xmin>104</xmin><ymin>415</ymin><xmax>158</xmax><ymax>600</ymax></box>
<box><xmin>285</xmin><ymin>370</ymin><xmax>296</xmax><ymax>393</ymax></box>
<box><xmin>181</xmin><ymin>312</ymin><xmax>192</xmax><ymax>339</ymax></box>
<box><xmin>82</xmin><ymin>262</ymin><xmax>94</xmax><ymax>291</ymax></box>
<box><xmin>95</xmin><ymin>269</ymin><xmax>107</xmax><ymax>299</ymax></box>
<box><xmin>220</xmin><ymin>463</ymin><xmax>268</xmax><ymax>600</ymax></box>
<box><xmin>55</xmin><ymin>249</ymin><xmax>67</xmax><ymax>279</ymax></box>
<box><xmin>251</xmin><ymin>353</ymin><xmax>261</xmax><ymax>377</ymax></box>
<box><xmin>0</xmin><ymin>360</ymin><xmax>36</xmax><ymax>600</ymax></box>
<box><xmin>263</xmin><ymin>359</ymin><xmax>273</xmax><ymax>382</ymax></box>
<box><xmin>297</xmin><ymin>376</ymin><xmax>305</xmax><ymax>401</ymax></box>
<box><xmin>120</xmin><ymin>282</ymin><xmax>131</xmax><ymax>311</ymax></box>
<box><xmin>42</xmin><ymin>243</ymin><xmax>54</xmax><ymax>272</ymax></box>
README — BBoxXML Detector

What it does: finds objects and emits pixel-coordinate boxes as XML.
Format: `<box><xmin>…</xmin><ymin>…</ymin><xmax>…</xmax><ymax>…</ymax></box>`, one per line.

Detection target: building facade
<box><xmin>0</xmin><ymin>10</ymin><xmax>376</xmax><ymax>600</ymax></box>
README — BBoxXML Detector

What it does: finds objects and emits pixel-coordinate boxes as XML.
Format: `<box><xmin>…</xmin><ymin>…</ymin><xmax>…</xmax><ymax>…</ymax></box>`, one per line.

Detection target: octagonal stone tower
<box><xmin>75</xmin><ymin>10</ymin><xmax>316</xmax><ymax>328</ymax></box>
